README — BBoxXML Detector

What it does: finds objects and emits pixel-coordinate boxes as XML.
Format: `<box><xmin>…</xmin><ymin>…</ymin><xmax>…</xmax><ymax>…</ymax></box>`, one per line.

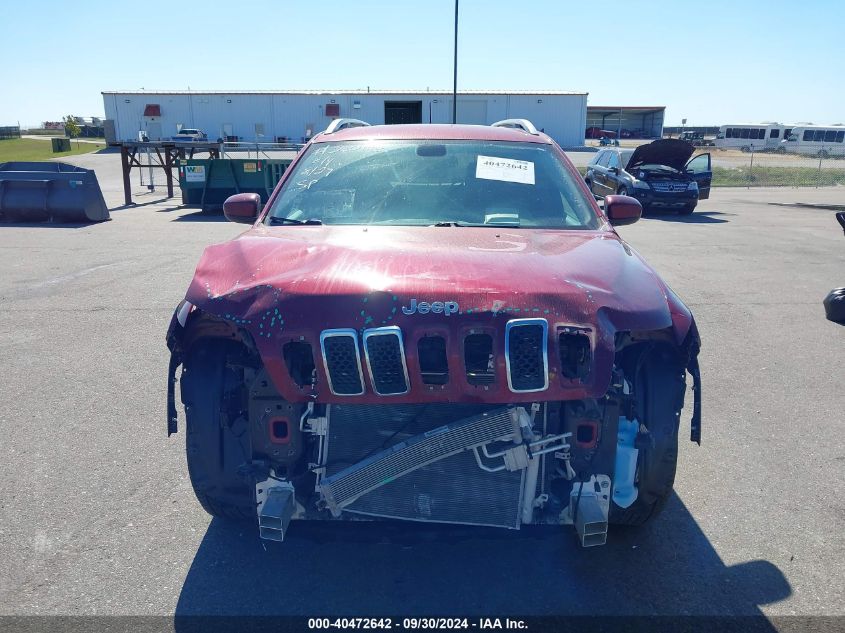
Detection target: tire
<box><xmin>617</xmin><ymin>186</ymin><xmax>629</xmax><ymax>196</ymax></box>
<box><xmin>824</xmin><ymin>287</ymin><xmax>845</xmax><ymax>323</ymax></box>
<box><xmin>610</xmin><ymin>346</ymin><xmax>685</xmax><ymax>526</ymax></box>
<box><xmin>679</xmin><ymin>203</ymin><xmax>696</xmax><ymax>215</ymax></box>
<box><xmin>818</xmin><ymin>150</ymin><xmax>829</xmax><ymax>159</ymax></box>
<box><xmin>181</xmin><ymin>339</ymin><xmax>255</xmax><ymax>521</ymax></box>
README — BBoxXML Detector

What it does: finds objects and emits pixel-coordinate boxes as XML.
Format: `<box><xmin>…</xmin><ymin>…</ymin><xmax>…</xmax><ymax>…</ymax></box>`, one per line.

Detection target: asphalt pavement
<box><xmin>0</xmin><ymin>150</ymin><xmax>843</xmax><ymax>625</ymax></box>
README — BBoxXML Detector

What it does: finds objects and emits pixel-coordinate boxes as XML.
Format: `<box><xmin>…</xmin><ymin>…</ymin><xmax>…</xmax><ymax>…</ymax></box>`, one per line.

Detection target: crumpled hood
<box><xmin>185</xmin><ymin>225</ymin><xmax>691</xmax><ymax>402</ymax></box>
<box><xmin>626</xmin><ymin>139</ymin><xmax>695</xmax><ymax>172</ymax></box>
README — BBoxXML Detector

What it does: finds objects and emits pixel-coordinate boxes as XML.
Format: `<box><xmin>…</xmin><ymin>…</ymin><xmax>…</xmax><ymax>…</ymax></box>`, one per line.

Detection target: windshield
<box><xmin>180</xmin><ymin>129</ymin><xmax>198</xmax><ymax>135</ymax></box>
<box><xmin>266</xmin><ymin>140</ymin><xmax>600</xmax><ymax>229</ymax></box>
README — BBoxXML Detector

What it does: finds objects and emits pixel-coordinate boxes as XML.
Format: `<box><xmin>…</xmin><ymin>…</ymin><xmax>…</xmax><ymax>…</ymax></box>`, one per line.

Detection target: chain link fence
<box><xmin>711</xmin><ymin>146</ymin><xmax>845</xmax><ymax>188</ymax></box>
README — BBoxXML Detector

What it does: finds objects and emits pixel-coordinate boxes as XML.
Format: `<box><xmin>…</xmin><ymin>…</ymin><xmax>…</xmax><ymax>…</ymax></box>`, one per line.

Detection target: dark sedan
<box><xmin>585</xmin><ymin>139</ymin><xmax>712</xmax><ymax>215</ymax></box>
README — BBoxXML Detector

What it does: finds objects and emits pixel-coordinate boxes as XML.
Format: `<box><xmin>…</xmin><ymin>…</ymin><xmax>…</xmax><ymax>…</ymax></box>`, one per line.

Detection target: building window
<box><xmin>325</xmin><ymin>103</ymin><xmax>340</xmax><ymax>117</ymax></box>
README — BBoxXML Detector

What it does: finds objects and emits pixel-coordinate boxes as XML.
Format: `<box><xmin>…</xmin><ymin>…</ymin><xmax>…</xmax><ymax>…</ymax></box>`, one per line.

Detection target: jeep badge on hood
<box><xmin>401</xmin><ymin>299</ymin><xmax>459</xmax><ymax>316</ymax></box>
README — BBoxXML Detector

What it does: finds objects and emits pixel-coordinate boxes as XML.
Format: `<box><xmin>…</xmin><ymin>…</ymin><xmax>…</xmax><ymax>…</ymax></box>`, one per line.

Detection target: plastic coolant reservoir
<box><xmin>612</xmin><ymin>417</ymin><xmax>639</xmax><ymax>508</ymax></box>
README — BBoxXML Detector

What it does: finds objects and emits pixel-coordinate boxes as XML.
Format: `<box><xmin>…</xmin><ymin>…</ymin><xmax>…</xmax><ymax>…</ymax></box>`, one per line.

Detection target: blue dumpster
<box><xmin>0</xmin><ymin>162</ymin><xmax>110</xmax><ymax>223</ymax></box>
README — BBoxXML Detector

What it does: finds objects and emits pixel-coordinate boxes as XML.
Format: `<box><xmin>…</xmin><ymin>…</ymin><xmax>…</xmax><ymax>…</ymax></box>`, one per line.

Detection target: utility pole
<box><xmin>452</xmin><ymin>0</ymin><xmax>458</xmax><ymax>124</ymax></box>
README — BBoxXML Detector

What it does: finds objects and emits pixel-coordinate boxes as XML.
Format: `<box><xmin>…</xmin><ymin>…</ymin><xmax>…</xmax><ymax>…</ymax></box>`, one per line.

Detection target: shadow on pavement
<box><xmin>175</xmin><ymin>493</ymin><xmax>789</xmax><ymax>621</ymax></box>
<box><xmin>109</xmin><ymin>198</ymin><xmax>184</xmax><ymax>211</ymax></box>
<box><xmin>171</xmin><ymin>210</ymin><xmax>228</xmax><ymax>222</ymax></box>
<box><xmin>645</xmin><ymin>210</ymin><xmax>733</xmax><ymax>224</ymax></box>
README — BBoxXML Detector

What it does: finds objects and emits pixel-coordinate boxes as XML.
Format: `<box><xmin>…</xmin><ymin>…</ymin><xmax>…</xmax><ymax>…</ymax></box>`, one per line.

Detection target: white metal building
<box><xmin>101</xmin><ymin>90</ymin><xmax>589</xmax><ymax>147</ymax></box>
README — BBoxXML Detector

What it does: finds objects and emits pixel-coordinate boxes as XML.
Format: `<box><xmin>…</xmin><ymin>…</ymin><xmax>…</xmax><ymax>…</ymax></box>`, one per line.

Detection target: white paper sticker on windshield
<box><xmin>476</xmin><ymin>155</ymin><xmax>535</xmax><ymax>185</ymax></box>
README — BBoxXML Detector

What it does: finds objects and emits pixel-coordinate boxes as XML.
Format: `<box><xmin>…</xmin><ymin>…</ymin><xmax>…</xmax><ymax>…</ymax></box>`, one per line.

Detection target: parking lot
<box><xmin>0</xmin><ymin>150</ymin><xmax>843</xmax><ymax>624</ymax></box>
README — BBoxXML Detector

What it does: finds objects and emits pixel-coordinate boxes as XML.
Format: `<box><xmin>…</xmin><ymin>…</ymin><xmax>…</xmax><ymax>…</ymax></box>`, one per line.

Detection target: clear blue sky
<box><xmin>1</xmin><ymin>0</ymin><xmax>842</xmax><ymax>127</ymax></box>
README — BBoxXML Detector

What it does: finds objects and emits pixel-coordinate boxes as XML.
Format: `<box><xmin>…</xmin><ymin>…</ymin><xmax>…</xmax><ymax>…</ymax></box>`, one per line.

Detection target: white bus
<box><xmin>714</xmin><ymin>123</ymin><xmax>787</xmax><ymax>152</ymax></box>
<box><xmin>778</xmin><ymin>125</ymin><xmax>845</xmax><ymax>157</ymax></box>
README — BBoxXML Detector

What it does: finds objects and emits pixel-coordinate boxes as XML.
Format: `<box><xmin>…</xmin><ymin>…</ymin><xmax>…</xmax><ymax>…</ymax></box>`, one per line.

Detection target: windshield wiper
<box><xmin>432</xmin><ymin>221</ymin><xmax>466</xmax><ymax>227</ymax></box>
<box><xmin>269</xmin><ymin>217</ymin><xmax>323</xmax><ymax>226</ymax></box>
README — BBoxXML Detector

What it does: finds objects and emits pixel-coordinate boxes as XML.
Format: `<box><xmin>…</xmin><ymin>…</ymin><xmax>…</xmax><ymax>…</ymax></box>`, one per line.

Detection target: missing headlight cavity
<box><xmin>418</xmin><ymin>336</ymin><xmax>449</xmax><ymax>385</ymax></box>
<box><xmin>464</xmin><ymin>333</ymin><xmax>494</xmax><ymax>385</ymax></box>
<box><xmin>558</xmin><ymin>329</ymin><xmax>592</xmax><ymax>380</ymax></box>
<box><xmin>282</xmin><ymin>341</ymin><xmax>315</xmax><ymax>388</ymax></box>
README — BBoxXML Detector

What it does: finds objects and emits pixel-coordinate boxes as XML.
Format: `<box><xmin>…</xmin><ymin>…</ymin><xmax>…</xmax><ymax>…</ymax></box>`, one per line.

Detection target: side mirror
<box><xmin>608</xmin><ymin>166</ymin><xmax>619</xmax><ymax>174</ymax></box>
<box><xmin>605</xmin><ymin>194</ymin><xmax>642</xmax><ymax>226</ymax></box>
<box><xmin>223</xmin><ymin>193</ymin><xmax>261</xmax><ymax>224</ymax></box>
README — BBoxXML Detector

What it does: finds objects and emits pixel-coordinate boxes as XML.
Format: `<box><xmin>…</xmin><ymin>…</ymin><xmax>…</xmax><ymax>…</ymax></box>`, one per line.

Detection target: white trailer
<box><xmin>714</xmin><ymin>123</ymin><xmax>786</xmax><ymax>152</ymax></box>
<box><xmin>778</xmin><ymin>125</ymin><xmax>845</xmax><ymax>157</ymax></box>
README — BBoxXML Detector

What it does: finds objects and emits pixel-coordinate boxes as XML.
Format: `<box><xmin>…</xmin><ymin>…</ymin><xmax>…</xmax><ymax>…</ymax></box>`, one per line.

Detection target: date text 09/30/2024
<box><xmin>307</xmin><ymin>618</ymin><xmax>528</xmax><ymax>630</ymax></box>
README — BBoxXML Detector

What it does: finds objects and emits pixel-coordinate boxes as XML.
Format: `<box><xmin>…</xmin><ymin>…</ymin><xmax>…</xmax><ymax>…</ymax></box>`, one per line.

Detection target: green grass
<box><xmin>712</xmin><ymin>165</ymin><xmax>845</xmax><ymax>187</ymax></box>
<box><xmin>0</xmin><ymin>137</ymin><xmax>105</xmax><ymax>163</ymax></box>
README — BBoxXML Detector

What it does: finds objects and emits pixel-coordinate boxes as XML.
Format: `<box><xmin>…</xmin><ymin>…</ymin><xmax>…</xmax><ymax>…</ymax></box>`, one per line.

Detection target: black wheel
<box><xmin>181</xmin><ymin>339</ymin><xmax>255</xmax><ymax>521</ymax></box>
<box><xmin>679</xmin><ymin>203</ymin><xmax>696</xmax><ymax>215</ymax></box>
<box><xmin>610</xmin><ymin>346</ymin><xmax>685</xmax><ymax>526</ymax></box>
<box><xmin>824</xmin><ymin>287</ymin><xmax>845</xmax><ymax>323</ymax></box>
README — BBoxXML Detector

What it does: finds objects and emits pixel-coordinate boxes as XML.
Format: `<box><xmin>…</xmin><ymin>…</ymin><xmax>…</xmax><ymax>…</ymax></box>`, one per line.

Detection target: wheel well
<box><xmin>180</xmin><ymin>308</ymin><xmax>258</xmax><ymax>359</ymax></box>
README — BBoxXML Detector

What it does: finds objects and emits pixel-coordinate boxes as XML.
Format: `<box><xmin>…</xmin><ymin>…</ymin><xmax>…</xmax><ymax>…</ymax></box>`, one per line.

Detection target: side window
<box><xmin>596</xmin><ymin>151</ymin><xmax>611</xmax><ymax>167</ymax></box>
<box><xmin>803</xmin><ymin>130</ymin><xmax>814</xmax><ymax>141</ymax></box>
<box><xmin>686</xmin><ymin>154</ymin><xmax>711</xmax><ymax>173</ymax></box>
<box><xmin>837</xmin><ymin>131</ymin><xmax>845</xmax><ymax>143</ymax></box>
<box><xmin>758</xmin><ymin>129</ymin><xmax>766</xmax><ymax>139</ymax></box>
<box><xmin>814</xmin><ymin>130</ymin><xmax>826</xmax><ymax>142</ymax></box>
<box><xmin>770</xmin><ymin>128</ymin><xmax>780</xmax><ymax>138</ymax></box>
<box><xmin>824</xmin><ymin>130</ymin><xmax>836</xmax><ymax>142</ymax></box>
<box><xmin>607</xmin><ymin>152</ymin><xmax>620</xmax><ymax>169</ymax></box>
<box><xmin>740</xmin><ymin>128</ymin><xmax>750</xmax><ymax>139</ymax></box>
<box><xmin>726</xmin><ymin>128</ymin><xmax>733</xmax><ymax>138</ymax></box>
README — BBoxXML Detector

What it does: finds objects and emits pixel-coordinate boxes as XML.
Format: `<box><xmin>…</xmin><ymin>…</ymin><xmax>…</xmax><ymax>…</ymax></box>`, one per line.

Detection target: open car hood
<box><xmin>626</xmin><ymin>139</ymin><xmax>695</xmax><ymax>172</ymax></box>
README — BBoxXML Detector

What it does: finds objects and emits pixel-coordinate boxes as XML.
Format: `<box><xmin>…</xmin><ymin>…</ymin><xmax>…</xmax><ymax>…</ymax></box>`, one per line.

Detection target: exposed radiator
<box><xmin>320</xmin><ymin>404</ymin><xmax>525</xmax><ymax>528</ymax></box>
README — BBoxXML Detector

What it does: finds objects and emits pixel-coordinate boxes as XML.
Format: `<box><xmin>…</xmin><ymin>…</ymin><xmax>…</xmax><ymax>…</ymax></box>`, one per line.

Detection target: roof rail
<box><xmin>324</xmin><ymin>118</ymin><xmax>371</xmax><ymax>134</ymax></box>
<box><xmin>491</xmin><ymin>119</ymin><xmax>540</xmax><ymax>136</ymax></box>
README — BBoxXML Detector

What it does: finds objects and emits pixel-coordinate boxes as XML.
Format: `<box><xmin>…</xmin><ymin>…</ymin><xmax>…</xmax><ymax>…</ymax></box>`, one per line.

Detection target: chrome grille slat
<box><xmin>650</xmin><ymin>181</ymin><xmax>689</xmax><ymax>193</ymax></box>
<box><xmin>363</xmin><ymin>326</ymin><xmax>410</xmax><ymax>395</ymax></box>
<box><xmin>320</xmin><ymin>329</ymin><xmax>365</xmax><ymax>396</ymax></box>
<box><xmin>505</xmin><ymin>318</ymin><xmax>549</xmax><ymax>393</ymax></box>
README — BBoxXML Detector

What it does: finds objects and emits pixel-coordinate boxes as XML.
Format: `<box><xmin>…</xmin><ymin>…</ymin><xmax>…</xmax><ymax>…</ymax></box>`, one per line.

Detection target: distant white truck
<box><xmin>172</xmin><ymin>128</ymin><xmax>207</xmax><ymax>142</ymax></box>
